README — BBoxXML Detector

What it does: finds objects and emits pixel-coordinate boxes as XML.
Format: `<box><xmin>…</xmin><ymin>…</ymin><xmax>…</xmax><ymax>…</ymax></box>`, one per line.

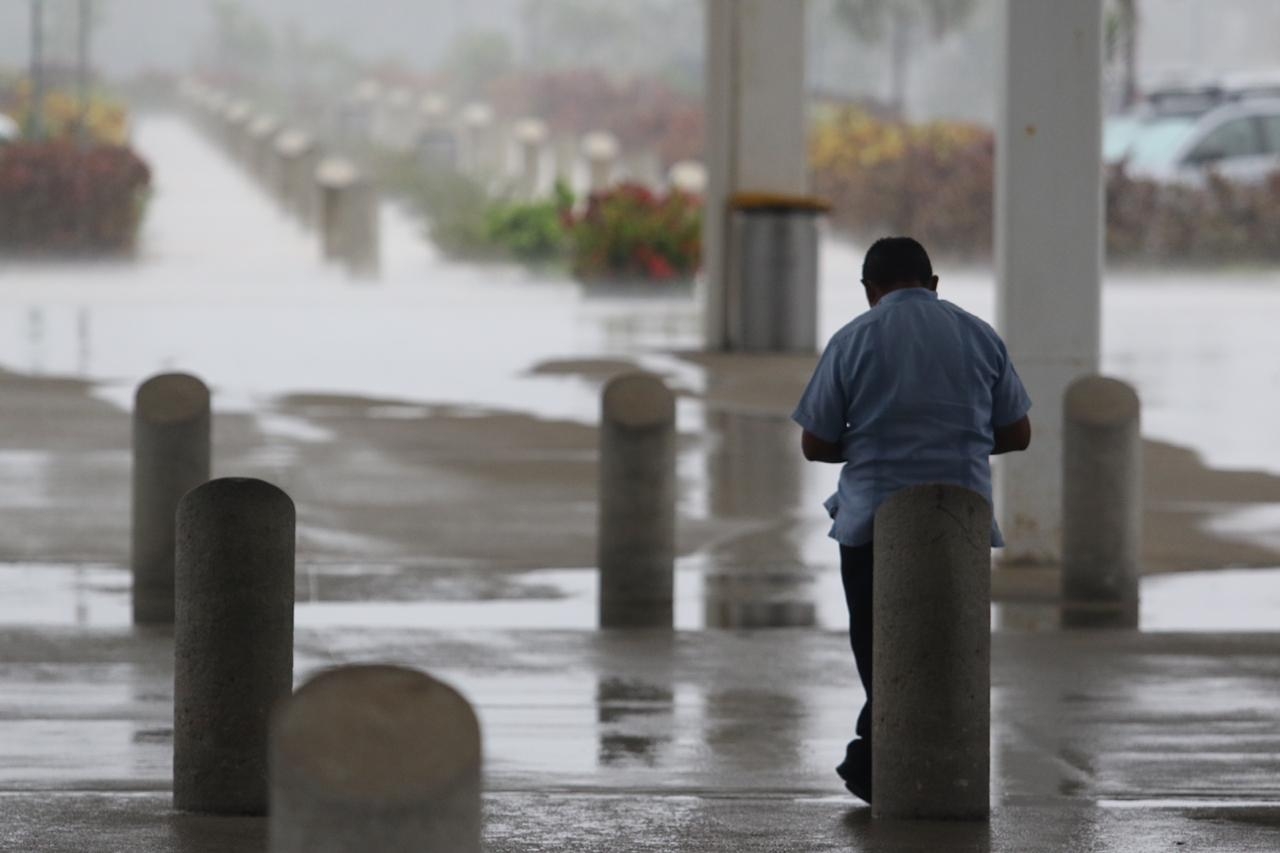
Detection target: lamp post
<box><xmin>29</xmin><ymin>0</ymin><xmax>46</xmax><ymax>140</ymax></box>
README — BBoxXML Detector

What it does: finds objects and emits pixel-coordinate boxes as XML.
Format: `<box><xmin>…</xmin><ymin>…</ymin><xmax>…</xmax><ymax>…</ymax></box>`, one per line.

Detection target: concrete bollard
<box><xmin>512</xmin><ymin>118</ymin><xmax>548</xmax><ymax>199</ymax></box>
<box><xmin>131</xmin><ymin>373</ymin><xmax>210</xmax><ymax>625</ymax></box>
<box><xmin>872</xmin><ymin>484</ymin><xmax>991</xmax><ymax>821</ymax></box>
<box><xmin>275</xmin><ymin>130</ymin><xmax>320</xmax><ymax>223</ymax></box>
<box><xmin>247</xmin><ymin>114</ymin><xmax>282</xmax><ymax>184</ymax></box>
<box><xmin>269</xmin><ymin>665</ymin><xmax>482</xmax><ymax>853</ymax></box>
<box><xmin>668</xmin><ymin>160</ymin><xmax>708</xmax><ymax>195</ymax></box>
<box><xmin>598</xmin><ymin>373</ymin><xmax>676</xmax><ymax>628</ymax></box>
<box><xmin>459</xmin><ymin>102</ymin><xmax>495</xmax><ymax>177</ymax></box>
<box><xmin>316</xmin><ymin>157</ymin><xmax>380</xmax><ymax>278</ymax></box>
<box><xmin>582</xmin><ymin>131</ymin><xmax>620</xmax><ymax>194</ymax></box>
<box><xmin>224</xmin><ymin>100</ymin><xmax>254</xmax><ymax>161</ymax></box>
<box><xmin>174</xmin><ymin>478</ymin><xmax>295</xmax><ymax>815</ymax></box>
<box><xmin>1061</xmin><ymin>376</ymin><xmax>1142</xmax><ymax>629</ymax></box>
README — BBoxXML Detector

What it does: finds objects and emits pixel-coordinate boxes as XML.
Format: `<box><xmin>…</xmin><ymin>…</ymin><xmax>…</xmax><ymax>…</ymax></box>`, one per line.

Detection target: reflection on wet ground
<box><xmin>7</xmin><ymin>561</ymin><xmax>1280</xmax><ymax>633</ymax></box>
<box><xmin>3</xmin><ymin>625</ymin><xmax>1280</xmax><ymax>851</ymax></box>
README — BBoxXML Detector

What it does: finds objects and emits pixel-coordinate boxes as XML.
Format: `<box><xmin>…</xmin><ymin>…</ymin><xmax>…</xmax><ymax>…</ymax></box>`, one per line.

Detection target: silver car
<box><xmin>1106</xmin><ymin>98</ymin><xmax>1280</xmax><ymax>186</ymax></box>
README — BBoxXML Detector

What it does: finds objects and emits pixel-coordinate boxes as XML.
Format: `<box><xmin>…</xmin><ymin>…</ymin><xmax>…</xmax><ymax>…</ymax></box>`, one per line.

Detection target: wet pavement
<box><xmin>4</xmin><ymin>116</ymin><xmax>1280</xmax><ymax>848</ymax></box>
<box><xmin>2</xmin><ymin>625</ymin><xmax>1280</xmax><ymax>850</ymax></box>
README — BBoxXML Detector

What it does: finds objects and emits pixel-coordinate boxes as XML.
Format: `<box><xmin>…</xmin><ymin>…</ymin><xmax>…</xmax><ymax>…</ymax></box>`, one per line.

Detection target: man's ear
<box><xmin>927</xmin><ymin>275</ymin><xmax>939</xmax><ymax>292</ymax></box>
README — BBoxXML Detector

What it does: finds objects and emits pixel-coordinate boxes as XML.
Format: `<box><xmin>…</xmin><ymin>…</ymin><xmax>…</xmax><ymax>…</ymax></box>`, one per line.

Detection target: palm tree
<box><xmin>1106</xmin><ymin>0</ymin><xmax>1139</xmax><ymax>109</ymax></box>
<box><xmin>835</xmin><ymin>0</ymin><xmax>978</xmax><ymax>115</ymax></box>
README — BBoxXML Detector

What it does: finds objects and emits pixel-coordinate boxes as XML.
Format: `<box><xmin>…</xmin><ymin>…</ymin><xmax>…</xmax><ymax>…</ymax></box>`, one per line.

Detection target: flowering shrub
<box><xmin>812</xmin><ymin>106</ymin><xmax>1280</xmax><ymax>264</ymax></box>
<box><xmin>1106</xmin><ymin>167</ymin><xmax>1280</xmax><ymax>263</ymax></box>
<box><xmin>488</xmin><ymin>70</ymin><xmax>703</xmax><ymax>168</ymax></box>
<box><xmin>571</xmin><ymin>183</ymin><xmax>701</xmax><ymax>283</ymax></box>
<box><xmin>0</xmin><ymin>142</ymin><xmax>151</xmax><ymax>253</ymax></box>
<box><xmin>810</xmin><ymin>108</ymin><xmax>994</xmax><ymax>258</ymax></box>
<box><xmin>2</xmin><ymin>81</ymin><xmax>131</xmax><ymax>145</ymax></box>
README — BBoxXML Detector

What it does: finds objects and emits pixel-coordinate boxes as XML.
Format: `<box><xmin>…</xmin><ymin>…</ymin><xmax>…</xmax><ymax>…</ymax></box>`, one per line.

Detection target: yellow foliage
<box><xmin>2</xmin><ymin>81</ymin><xmax>130</xmax><ymax>146</ymax></box>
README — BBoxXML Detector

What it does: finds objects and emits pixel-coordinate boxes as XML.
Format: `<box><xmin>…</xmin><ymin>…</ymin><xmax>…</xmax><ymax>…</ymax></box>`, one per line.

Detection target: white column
<box><xmin>704</xmin><ymin>0</ymin><xmax>809</xmax><ymax>351</ymax></box>
<box><xmin>995</xmin><ymin>0</ymin><xmax>1104</xmax><ymax>566</ymax></box>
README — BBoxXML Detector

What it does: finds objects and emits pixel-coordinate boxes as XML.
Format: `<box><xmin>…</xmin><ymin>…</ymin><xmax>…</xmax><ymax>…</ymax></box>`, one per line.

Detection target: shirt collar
<box><xmin>876</xmin><ymin>288</ymin><xmax>938</xmax><ymax>307</ymax></box>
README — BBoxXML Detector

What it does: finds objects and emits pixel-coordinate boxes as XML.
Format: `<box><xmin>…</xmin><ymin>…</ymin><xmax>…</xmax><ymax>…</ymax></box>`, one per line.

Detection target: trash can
<box><xmin>728</xmin><ymin>193</ymin><xmax>830</xmax><ymax>352</ymax></box>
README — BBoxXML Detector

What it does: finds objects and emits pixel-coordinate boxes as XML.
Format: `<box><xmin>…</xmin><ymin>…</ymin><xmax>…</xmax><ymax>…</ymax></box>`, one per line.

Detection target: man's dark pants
<box><xmin>837</xmin><ymin>542</ymin><xmax>874</xmax><ymax>791</ymax></box>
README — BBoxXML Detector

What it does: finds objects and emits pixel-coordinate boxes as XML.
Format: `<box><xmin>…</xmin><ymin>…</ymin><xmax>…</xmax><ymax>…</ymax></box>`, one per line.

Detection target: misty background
<box><xmin>4</xmin><ymin>0</ymin><xmax>1280</xmax><ymax>125</ymax></box>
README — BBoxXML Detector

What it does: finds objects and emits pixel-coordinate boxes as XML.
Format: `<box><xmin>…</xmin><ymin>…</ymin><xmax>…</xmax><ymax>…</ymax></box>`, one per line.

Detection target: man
<box><xmin>791</xmin><ymin>236</ymin><xmax>1032</xmax><ymax>804</ymax></box>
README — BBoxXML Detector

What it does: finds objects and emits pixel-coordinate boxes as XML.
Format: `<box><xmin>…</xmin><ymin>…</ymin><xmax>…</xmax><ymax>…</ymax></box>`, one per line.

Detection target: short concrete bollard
<box><xmin>459</xmin><ymin>102</ymin><xmax>495</xmax><ymax>177</ymax></box>
<box><xmin>275</xmin><ymin>129</ymin><xmax>320</xmax><ymax>223</ymax></box>
<box><xmin>247</xmin><ymin>114</ymin><xmax>282</xmax><ymax>183</ymax></box>
<box><xmin>872</xmin><ymin>484</ymin><xmax>991</xmax><ymax>821</ymax></box>
<box><xmin>131</xmin><ymin>373</ymin><xmax>210</xmax><ymax>625</ymax></box>
<box><xmin>668</xmin><ymin>160</ymin><xmax>708</xmax><ymax>195</ymax></box>
<box><xmin>598</xmin><ymin>373</ymin><xmax>677</xmax><ymax>628</ymax></box>
<box><xmin>269</xmin><ymin>665</ymin><xmax>482</xmax><ymax>853</ymax></box>
<box><xmin>174</xmin><ymin>478</ymin><xmax>295</xmax><ymax>815</ymax></box>
<box><xmin>1061</xmin><ymin>376</ymin><xmax>1142</xmax><ymax>629</ymax></box>
<box><xmin>583</xmin><ymin>131</ymin><xmax>619</xmax><ymax>194</ymax></box>
<box><xmin>316</xmin><ymin>157</ymin><xmax>380</xmax><ymax>278</ymax></box>
<box><xmin>512</xmin><ymin>118</ymin><xmax>548</xmax><ymax>199</ymax></box>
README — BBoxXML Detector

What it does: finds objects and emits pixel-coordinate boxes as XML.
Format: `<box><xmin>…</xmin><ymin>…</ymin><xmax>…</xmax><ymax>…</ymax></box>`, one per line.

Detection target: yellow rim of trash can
<box><xmin>728</xmin><ymin>192</ymin><xmax>832</xmax><ymax>213</ymax></box>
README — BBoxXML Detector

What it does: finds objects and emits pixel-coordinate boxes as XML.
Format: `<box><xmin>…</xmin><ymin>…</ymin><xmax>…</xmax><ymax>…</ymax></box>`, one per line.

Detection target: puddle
<box><xmin>3</xmin><ymin>562</ymin><xmax>1279</xmax><ymax>633</ymax></box>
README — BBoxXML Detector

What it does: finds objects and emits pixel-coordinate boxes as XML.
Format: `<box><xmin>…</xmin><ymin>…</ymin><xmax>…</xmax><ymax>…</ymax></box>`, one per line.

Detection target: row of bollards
<box><xmin>126</xmin><ymin>360</ymin><xmax>1139</xmax><ymax>830</ymax></box>
<box><xmin>178</xmin><ymin>78</ymin><xmax>706</xmax><ymax>204</ymax></box>
<box><xmin>179</xmin><ymin>84</ymin><xmax>381</xmax><ymax>279</ymax></box>
<box><xmin>125</xmin><ymin>373</ymin><xmax>482</xmax><ymax>847</ymax></box>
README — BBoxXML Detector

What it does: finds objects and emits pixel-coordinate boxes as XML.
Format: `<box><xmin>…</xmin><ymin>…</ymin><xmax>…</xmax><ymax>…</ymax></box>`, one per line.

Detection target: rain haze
<box><xmin>2</xmin><ymin>1</ymin><xmax>1280</xmax><ymax>850</ymax></box>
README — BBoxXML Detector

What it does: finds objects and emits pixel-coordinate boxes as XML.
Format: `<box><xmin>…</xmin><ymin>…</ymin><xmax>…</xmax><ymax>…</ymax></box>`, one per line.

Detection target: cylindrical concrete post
<box><xmin>248</xmin><ymin>114</ymin><xmax>282</xmax><ymax>185</ymax></box>
<box><xmin>225</xmin><ymin>100</ymin><xmax>254</xmax><ymax>162</ymax></box>
<box><xmin>317</xmin><ymin>157</ymin><xmax>380</xmax><ymax>278</ymax></box>
<box><xmin>598</xmin><ymin>373</ymin><xmax>676</xmax><ymax>629</ymax></box>
<box><xmin>459</xmin><ymin>102</ymin><xmax>495</xmax><ymax>177</ymax></box>
<box><xmin>872</xmin><ymin>484</ymin><xmax>991</xmax><ymax>821</ymax></box>
<box><xmin>512</xmin><ymin>118</ymin><xmax>548</xmax><ymax>199</ymax></box>
<box><xmin>174</xmin><ymin>478</ymin><xmax>295</xmax><ymax>815</ymax></box>
<box><xmin>269</xmin><ymin>665</ymin><xmax>482</xmax><ymax>853</ymax></box>
<box><xmin>1061</xmin><ymin>376</ymin><xmax>1142</xmax><ymax>629</ymax></box>
<box><xmin>131</xmin><ymin>373</ymin><xmax>210</xmax><ymax>625</ymax></box>
<box><xmin>275</xmin><ymin>130</ymin><xmax>320</xmax><ymax>223</ymax></box>
<box><xmin>583</xmin><ymin>131</ymin><xmax>619</xmax><ymax>194</ymax></box>
<box><xmin>668</xmin><ymin>160</ymin><xmax>708</xmax><ymax>195</ymax></box>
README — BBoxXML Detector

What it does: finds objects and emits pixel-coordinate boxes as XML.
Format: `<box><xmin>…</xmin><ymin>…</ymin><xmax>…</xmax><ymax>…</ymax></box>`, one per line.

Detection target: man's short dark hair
<box><xmin>861</xmin><ymin>237</ymin><xmax>933</xmax><ymax>287</ymax></box>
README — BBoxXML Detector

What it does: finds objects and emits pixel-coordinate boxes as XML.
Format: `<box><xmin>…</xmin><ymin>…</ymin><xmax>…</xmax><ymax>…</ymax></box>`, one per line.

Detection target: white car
<box><xmin>1105</xmin><ymin>98</ymin><xmax>1280</xmax><ymax>186</ymax></box>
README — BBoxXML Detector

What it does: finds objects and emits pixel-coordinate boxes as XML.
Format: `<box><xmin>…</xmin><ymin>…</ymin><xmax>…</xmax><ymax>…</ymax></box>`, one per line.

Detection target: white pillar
<box><xmin>704</xmin><ymin>0</ymin><xmax>809</xmax><ymax>351</ymax></box>
<box><xmin>995</xmin><ymin>0</ymin><xmax>1104</xmax><ymax>566</ymax></box>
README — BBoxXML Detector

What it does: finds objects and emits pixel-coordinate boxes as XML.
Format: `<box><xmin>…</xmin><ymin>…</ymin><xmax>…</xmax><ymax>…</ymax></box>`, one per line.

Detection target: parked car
<box><xmin>1105</xmin><ymin>98</ymin><xmax>1280</xmax><ymax>186</ymax></box>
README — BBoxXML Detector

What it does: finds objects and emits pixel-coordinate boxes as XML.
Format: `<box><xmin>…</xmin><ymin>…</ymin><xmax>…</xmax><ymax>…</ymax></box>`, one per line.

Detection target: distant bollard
<box><xmin>582</xmin><ymin>131</ymin><xmax>619</xmax><ymax>194</ymax></box>
<box><xmin>248</xmin><ymin>114</ymin><xmax>282</xmax><ymax>183</ymax></box>
<box><xmin>1062</xmin><ymin>376</ymin><xmax>1142</xmax><ymax>629</ymax></box>
<box><xmin>668</xmin><ymin>160</ymin><xmax>708</xmax><ymax>195</ymax></box>
<box><xmin>131</xmin><ymin>373</ymin><xmax>210</xmax><ymax>625</ymax></box>
<box><xmin>317</xmin><ymin>157</ymin><xmax>380</xmax><ymax>278</ymax></box>
<box><xmin>598</xmin><ymin>373</ymin><xmax>676</xmax><ymax>628</ymax></box>
<box><xmin>269</xmin><ymin>665</ymin><xmax>482</xmax><ymax>853</ymax></box>
<box><xmin>275</xmin><ymin>130</ymin><xmax>320</xmax><ymax>223</ymax></box>
<box><xmin>872</xmin><ymin>484</ymin><xmax>991</xmax><ymax>821</ymax></box>
<box><xmin>512</xmin><ymin>118</ymin><xmax>548</xmax><ymax>199</ymax></box>
<box><xmin>224</xmin><ymin>100</ymin><xmax>253</xmax><ymax>160</ymax></box>
<box><xmin>459</xmin><ymin>102</ymin><xmax>495</xmax><ymax>177</ymax></box>
<box><xmin>174</xmin><ymin>478</ymin><xmax>295</xmax><ymax>815</ymax></box>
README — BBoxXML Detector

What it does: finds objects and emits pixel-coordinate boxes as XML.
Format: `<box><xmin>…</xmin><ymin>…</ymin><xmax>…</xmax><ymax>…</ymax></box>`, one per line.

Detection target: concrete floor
<box><xmin>5</xmin><ymin>116</ymin><xmax>1280</xmax><ymax>850</ymax></box>
<box><xmin>2</xmin><ymin>626</ymin><xmax>1280</xmax><ymax>851</ymax></box>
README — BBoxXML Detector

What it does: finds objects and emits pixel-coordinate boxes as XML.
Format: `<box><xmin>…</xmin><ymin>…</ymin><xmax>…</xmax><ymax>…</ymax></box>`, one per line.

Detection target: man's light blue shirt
<box><xmin>791</xmin><ymin>288</ymin><xmax>1032</xmax><ymax>547</ymax></box>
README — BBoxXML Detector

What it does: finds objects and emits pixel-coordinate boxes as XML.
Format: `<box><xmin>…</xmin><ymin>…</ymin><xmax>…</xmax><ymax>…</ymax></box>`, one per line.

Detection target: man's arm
<box><xmin>801</xmin><ymin>429</ymin><xmax>845</xmax><ymax>463</ymax></box>
<box><xmin>992</xmin><ymin>415</ymin><xmax>1032</xmax><ymax>455</ymax></box>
